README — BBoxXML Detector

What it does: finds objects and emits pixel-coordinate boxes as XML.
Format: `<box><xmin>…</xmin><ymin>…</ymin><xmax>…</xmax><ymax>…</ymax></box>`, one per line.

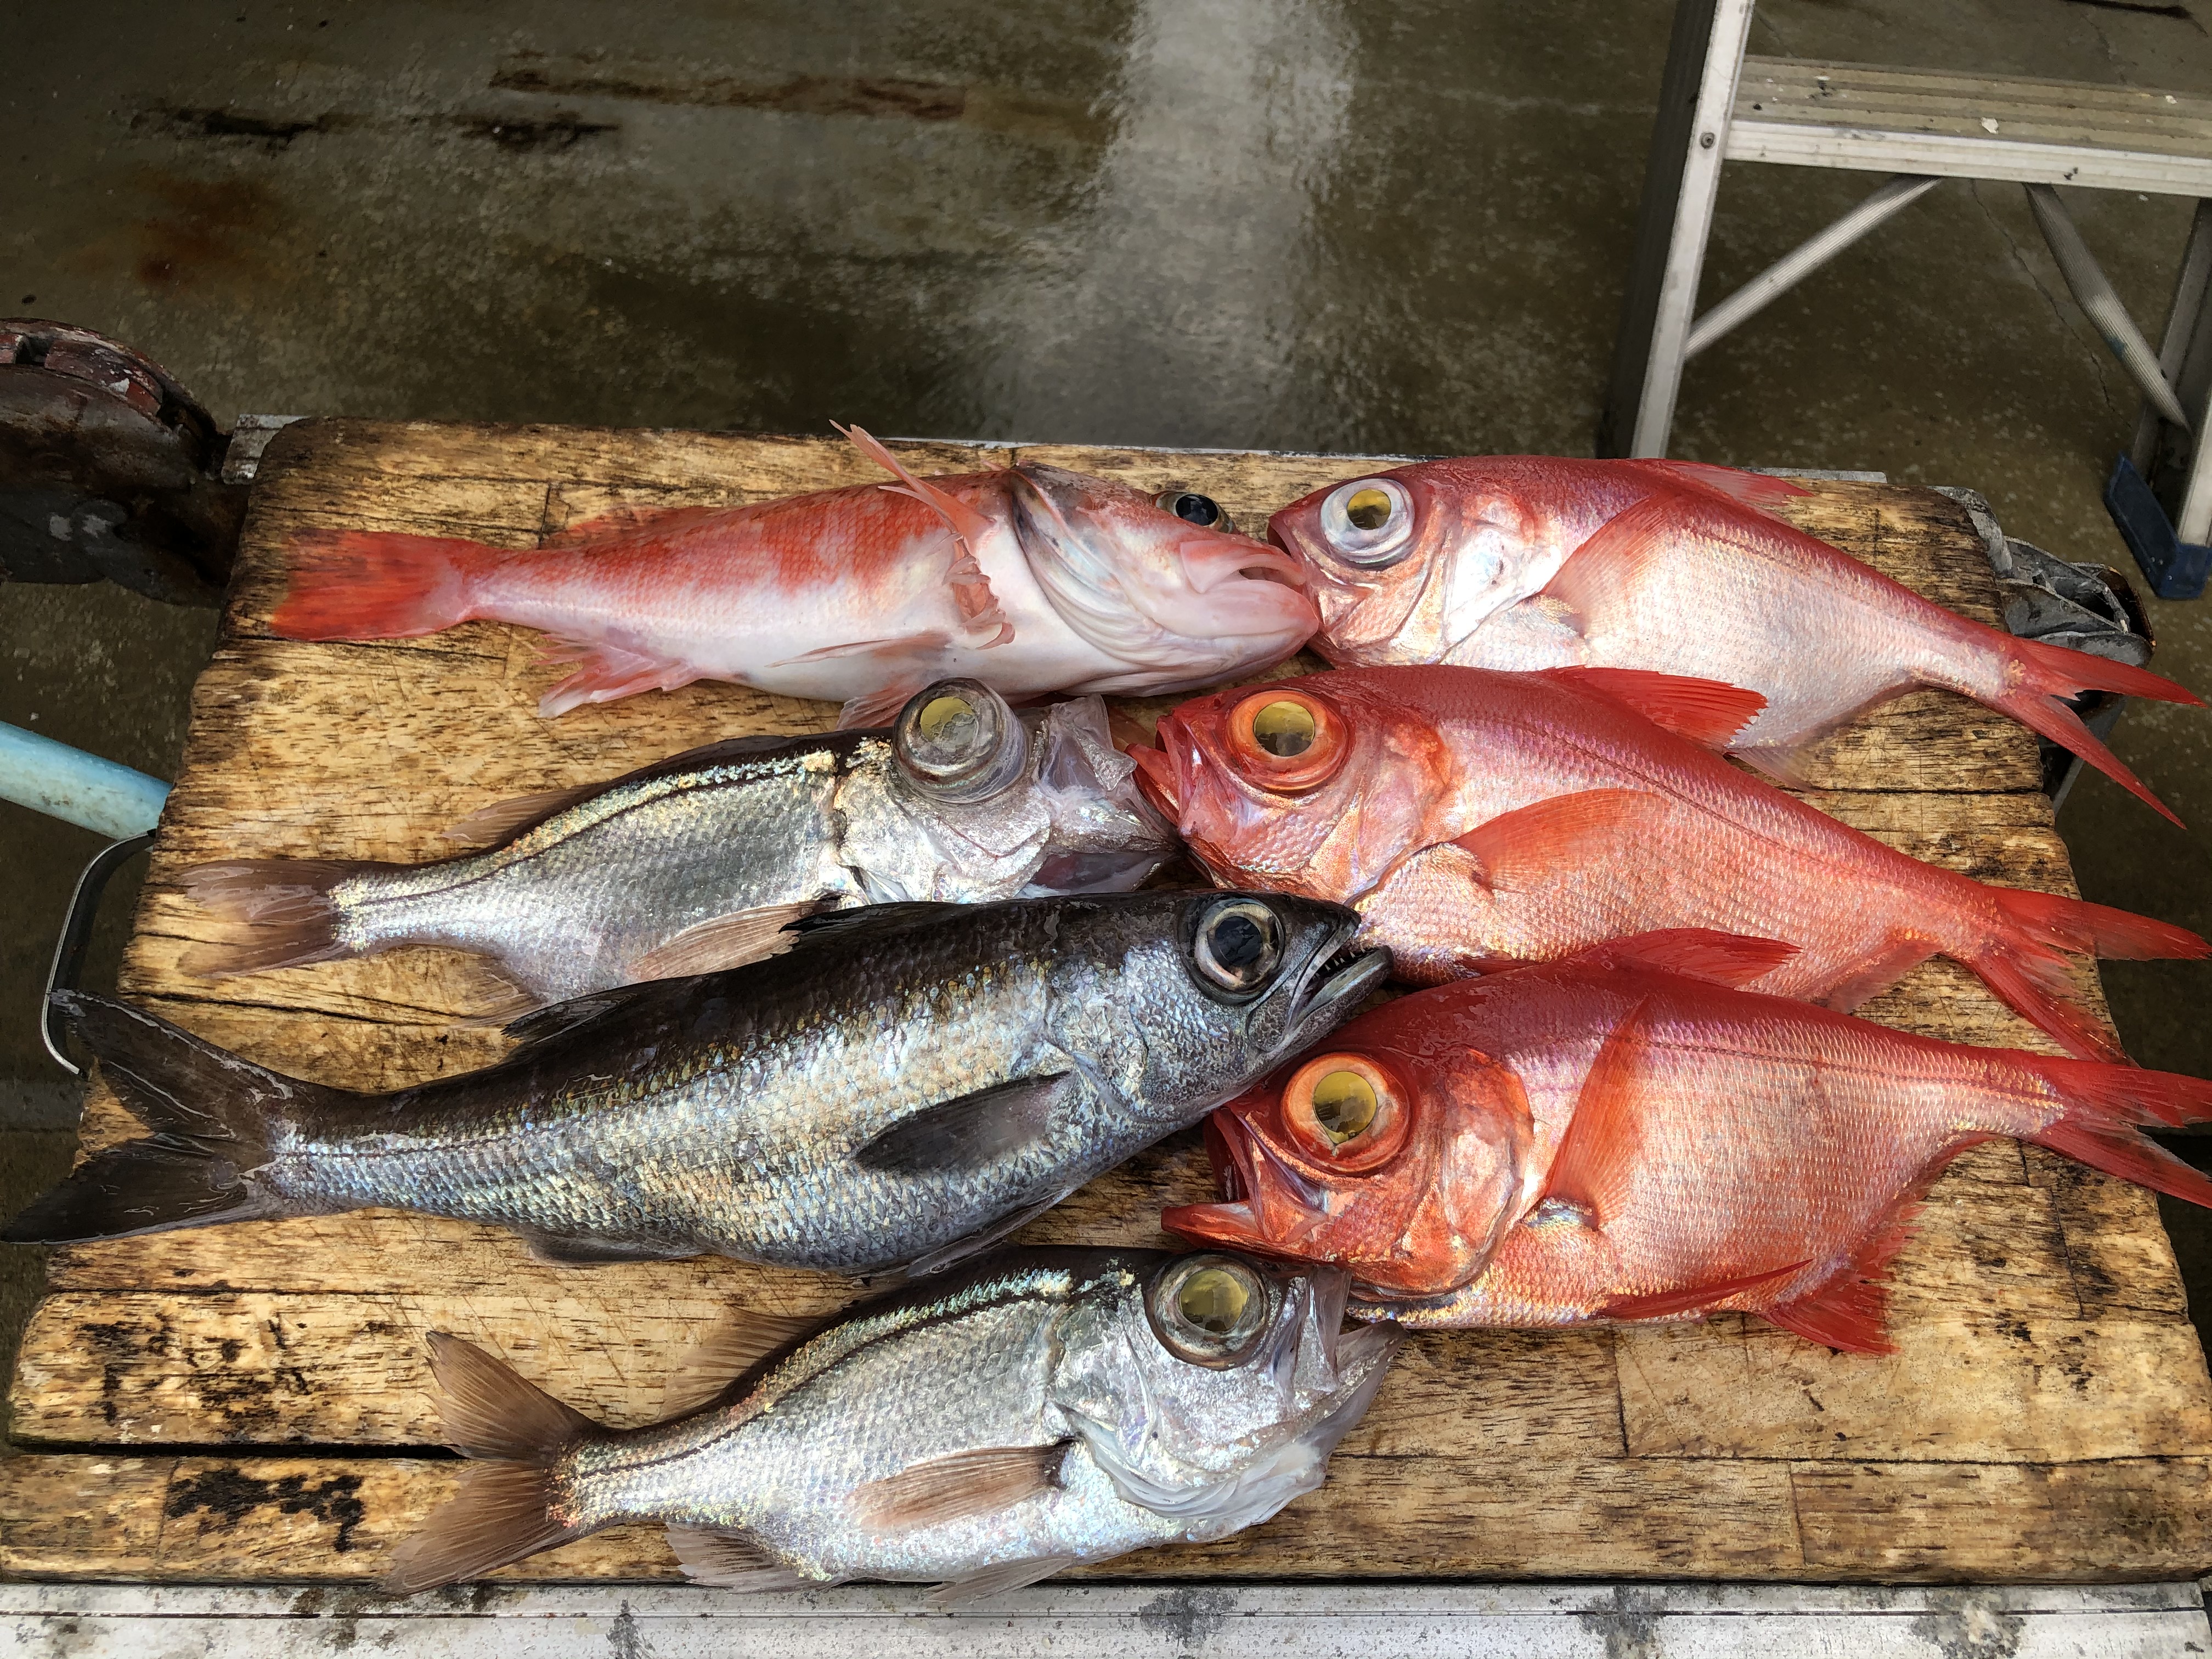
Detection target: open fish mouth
<box><xmin>1164</xmin><ymin>1109</ymin><xmax>1319</xmax><ymax>1258</ymax></box>
<box><xmin>1290</xmin><ymin>934</ymin><xmax>1391</xmax><ymax>1025</ymax></box>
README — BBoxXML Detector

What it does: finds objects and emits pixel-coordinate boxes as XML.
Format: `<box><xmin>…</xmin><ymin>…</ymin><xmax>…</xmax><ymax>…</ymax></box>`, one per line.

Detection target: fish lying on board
<box><xmin>5</xmin><ymin>894</ymin><xmax>1387</xmax><ymax>1275</ymax></box>
<box><xmin>272</xmin><ymin>427</ymin><xmax>1316</xmax><ymax>727</ymax></box>
<box><xmin>177</xmin><ymin>682</ymin><xmax>1175</xmax><ymax>1006</ymax></box>
<box><xmin>1268</xmin><ymin>458</ymin><xmax>2199</xmax><ymax>822</ymax></box>
<box><xmin>1131</xmin><ymin>664</ymin><xmax>2207</xmax><ymax>1063</ymax></box>
<box><xmin>1164</xmin><ymin>932</ymin><xmax>2212</xmax><ymax>1350</ymax></box>
<box><xmin>383</xmin><ymin>1247</ymin><xmax>1398</xmax><ymax>1599</ymax></box>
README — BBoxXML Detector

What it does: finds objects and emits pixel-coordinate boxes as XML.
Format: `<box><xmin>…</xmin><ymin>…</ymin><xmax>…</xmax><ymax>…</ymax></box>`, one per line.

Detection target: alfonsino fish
<box><xmin>1165</xmin><ymin>932</ymin><xmax>2212</xmax><ymax>1350</ymax></box>
<box><xmin>178</xmin><ymin>682</ymin><xmax>1173</xmax><ymax>1006</ymax></box>
<box><xmin>384</xmin><ymin>1248</ymin><xmax>1397</xmax><ymax>1598</ymax></box>
<box><xmin>1269</xmin><ymin>458</ymin><xmax>2198</xmax><ymax>822</ymax></box>
<box><xmin>1131</xmin><ymin>664</ymin><xmax>2207</xmax><ymax>1063</ymax></box>
<box><xmin>272</xmin><ymin>427</ymin><xmax>1314</xmax><ymax>726</ymax></box>
<box><xmin>6</xmin><ymin>894</ymin><xmax>1386</xmax><ymax>1274</ymax></box>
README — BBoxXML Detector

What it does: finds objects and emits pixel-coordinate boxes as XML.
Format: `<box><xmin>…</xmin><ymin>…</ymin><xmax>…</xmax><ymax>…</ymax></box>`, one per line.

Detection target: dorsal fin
<box><xmin>540</xmin><ymin>503</ymin><xmax>737</xmax><ymax>548</ymax></box>
<box><xmin>1565</xmin><ymin>928</ymin><xmax>1800</xmax><ymax>989</ymax></box>
<box><xmin>662</xmin><ymin>1309</ymin><xmax>827</xmax><ymax>1416</ymax></box>
<box><xmin>1616</xmin><ymin>459</ymin><xmax>1812</xmax><ymax>518</ymax></box>
<box><xmin>1540</xmin><ymin>664</ymin><xmax>1767</xmax><ymax>749</ymax></box>
<box><xmin>1542</xmin><ymin>1001</ymin><xmax>1655</xmax><ymax>1228</ymax></box>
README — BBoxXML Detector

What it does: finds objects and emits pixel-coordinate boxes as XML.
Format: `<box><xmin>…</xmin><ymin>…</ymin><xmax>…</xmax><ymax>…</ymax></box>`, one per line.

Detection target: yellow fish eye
<box><xmin>1310</xmin><ymin>1069</ymin><xmax>1378</xmax><ymax>1144</ymax></box>
<box><xmin>916</xmin><ymin>693</ymin><xmax>978</xmax><ymax>748</ymax></box>
<box><xmin>1344</xmin><ymin>487</ymin><xmax>1395</xmax><ymax>532</ymax></box>
<box><xmin>1176</xmin><ymin>1265</ymin><xmax>1251</xmax><ymax>1334</ymax></box>
<box><xmin>1251</xmin><ymin>699</ymin><xmax>1317</xmax><ymax>758</ymax></box>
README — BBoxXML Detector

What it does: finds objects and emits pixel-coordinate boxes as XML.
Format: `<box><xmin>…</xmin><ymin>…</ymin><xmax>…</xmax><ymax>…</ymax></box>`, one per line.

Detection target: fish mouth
<box><xmin>1130</xmin><ymin>742</ymin><xmax>1180</xmax><ymax>820</ymax></box>
<box><xmin>1163</xmin><ymin>1109</ymin><xmax>1315</xmax><ymax>1257</ymax></box>
<box><xmin>1290</xmin><ymin>933</ymin><xmax>1392</xmax><ymax>1028</ymax></box>
<box><xmin>1180</xmin><ymin>535</ymin><xmax>1310</xmax><ymax>595</ymax></box>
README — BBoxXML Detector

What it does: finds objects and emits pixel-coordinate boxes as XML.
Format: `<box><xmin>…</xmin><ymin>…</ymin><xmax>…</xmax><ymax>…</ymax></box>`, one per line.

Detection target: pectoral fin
<box><xmin>853</xmin><ymin>1073</ymin><xmax>1073</xmax><ymax>1177</ymax></box>
<box><xmin>850</xmin><ymin>1442</ymin><xmax>1070</xmax><ymax>1533</ymax></box>
<box><xmin>1542</xmin><ymin>1001</ymin><xmax>1655</xmax><ymax>1230</ymax></box>
<box><xmin>1454</xmin><ymin>789</ymin><xmax>1662</xmax><ymax>893</ymax></box>
<box><xmin>627</xmin><ymin>900</ymin><xmax>836</xmax><ymax>980</ymax></box>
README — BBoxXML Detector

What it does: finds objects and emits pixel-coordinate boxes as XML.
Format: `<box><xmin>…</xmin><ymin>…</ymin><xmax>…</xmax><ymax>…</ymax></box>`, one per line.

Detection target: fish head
<box><xmin>1007</xmin><ymin>464</ymin><xmax>1318</xmax><ymax>690</ymax></box>
<box><xmin>1267</xmin><ymin>462</ymin><xmax>1555</xmax><ymax>662</ymax></box>
<box><xmin>1129</xmin><ymin>675</ymin><xmax>1448</xmax><ymax>899</ymax></box>
<box><xmin>1163</xmin><ymin>994</ymin><xmax>1535</xmax><ymax>1298</ymax></box>
<box><xmin>1051</xmin><ymin>1249</ymin><xmax>1401</xmax><ymax>1534</ymax></box>
<box><xmin>853</xmin><ymin>682</ymin><xmax>1177</xmax><ymax>898</ymax></box>
<box><xmin>1043</xmin><ymin>890</ymin><xmax>1391</xmax><ymax>1128</ymax></box>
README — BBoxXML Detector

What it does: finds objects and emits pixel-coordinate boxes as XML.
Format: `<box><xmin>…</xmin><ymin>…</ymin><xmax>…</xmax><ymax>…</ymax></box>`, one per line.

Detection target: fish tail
<box><xmin>2027</xmin><ymin>1058</ymin><xmax>2212</xmax><ymax>1209</ymax></box>
<box><xmin>0</xmin><ymin>992</ymin><xmax>341</xmax><ymax>1243</ymax></box>
<box><xmin>383</xmin><ymin>1333</ymin><xmax>604</xmax><ymax>1594</ymax></box>
<box><xmin>177</xmin><ymin>857</ymin><xmax>381</xmax><ymax>978</ymax></box>
<box><xmin>1959</xmin><ymin>887</ymin><xmax>2210</xmax><ymax>1063</ymax></box>
<box><xmin>271</xmin><ymin>528</ymin><xmax>494</xmax><ymax>641</ymax></box>
<box><xmin>1991</xmin><ymin>636</ymin><xmax>2199</xmax><ymax>824</ymax></box>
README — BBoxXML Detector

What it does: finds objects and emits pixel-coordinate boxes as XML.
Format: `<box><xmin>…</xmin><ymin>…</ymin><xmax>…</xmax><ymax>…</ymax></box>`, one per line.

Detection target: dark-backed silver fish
<box><xmin>385</xmin><ymin>1248</ymin><xmax>1399</xmax><ymax>1600</ymax></box>
<box><xmin>177</xmin><ymin>681</ymin><xmax>1174</xmax><ymax>1005</ymax></box>
<box><xmin>8</xmin><ymin>894</ymin><xmax>1387</xmax><ymax>1273</ymax></box>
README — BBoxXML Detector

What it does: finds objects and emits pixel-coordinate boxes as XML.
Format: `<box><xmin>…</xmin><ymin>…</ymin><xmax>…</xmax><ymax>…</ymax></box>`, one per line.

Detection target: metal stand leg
<box><xmin>1598</xmin><ymin>0</ymin><xmax>1759</xmax><ymax>459</ymax></box>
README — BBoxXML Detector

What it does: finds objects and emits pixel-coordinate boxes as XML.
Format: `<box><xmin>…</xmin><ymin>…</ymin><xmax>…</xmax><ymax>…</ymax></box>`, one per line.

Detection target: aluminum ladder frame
<box><xmin>1600</xmin><ymin>0</ymin><xmax>2212</xmax><ymax>596</ymax></box>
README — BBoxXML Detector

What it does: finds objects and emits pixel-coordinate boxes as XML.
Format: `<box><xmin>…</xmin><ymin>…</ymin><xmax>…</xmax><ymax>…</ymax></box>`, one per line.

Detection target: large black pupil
<box><xmin>1211</xmin><ymin>913</ymin><xmax>1266</xmax><ymax>971</ymax></box>
<box><xmin>1172</xmin><ymin>493</ymin><xmax>1221</xmax><ymax>527</ymax></box>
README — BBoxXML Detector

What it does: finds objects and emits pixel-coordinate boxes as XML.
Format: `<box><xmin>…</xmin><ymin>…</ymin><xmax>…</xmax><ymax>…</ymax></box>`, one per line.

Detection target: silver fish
<box><xmin>384</xmin><ymin>1248</ymin><xmax>1400</xmax><ymax>1599</ymax></box>
<box><xmin>9</xmin><ymin>894</ymin><xmax>1389</xmax><ymax>1273</ymax></box>
<box><xmin>177</xmin><ymin>681</ymin><xmax>1176</xmax><ymax>1005</ymax></box>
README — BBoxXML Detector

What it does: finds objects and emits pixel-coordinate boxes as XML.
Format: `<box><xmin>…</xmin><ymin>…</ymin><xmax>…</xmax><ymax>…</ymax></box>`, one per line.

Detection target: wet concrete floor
<box><xmin>6</xmin><ymin>0</ymin><xmax>2212</xmax><ymax>1419</ymax></box>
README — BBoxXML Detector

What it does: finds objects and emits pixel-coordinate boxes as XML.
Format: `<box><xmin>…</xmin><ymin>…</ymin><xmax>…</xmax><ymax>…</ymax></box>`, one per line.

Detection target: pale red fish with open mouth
<box><xmin>273</xmin><ymin>427</ymin><xmax>1314</xmax><ymax>726</ymax></box>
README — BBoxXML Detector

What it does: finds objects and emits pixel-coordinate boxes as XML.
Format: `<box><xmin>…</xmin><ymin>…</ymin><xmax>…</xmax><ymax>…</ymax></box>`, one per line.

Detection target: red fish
<box><xmin>1165</xmin><ymin>932</ymin><xmax>2212</xmax><ymax>1351</ymax></box>
<box><xmin>272</xmin><ymin>428</ymin><xmax>1314</xmax><ymax>726</ymax></box>
<box><xmin>1131</xmin><ymin>664</ymin><xmax>2207</xmax><ymax>1062</ymax></box>
<box><xmin>1267</xmin><ymin>458</ymin><xmax>2199</xmax><ymax>823</ymax></box>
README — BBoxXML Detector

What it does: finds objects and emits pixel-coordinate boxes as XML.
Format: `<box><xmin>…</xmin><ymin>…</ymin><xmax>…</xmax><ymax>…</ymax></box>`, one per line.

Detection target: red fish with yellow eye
<box><xmin>1267</xmin><ymin>456</ymin><xmax>2200</xmax><ymax>825</ymax></box>
<box><xmin>1165</xmin><ymin>932</ymin><xmax>2212</xmax><ymax>1351</ymax></box>
<box><xmin>1128</xmin><ymin>663</ymin><xmax>2209</xmax><ymax>1065</ymax></box>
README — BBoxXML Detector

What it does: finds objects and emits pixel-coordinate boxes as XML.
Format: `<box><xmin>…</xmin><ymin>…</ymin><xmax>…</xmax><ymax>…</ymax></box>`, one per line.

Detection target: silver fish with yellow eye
<box><xmin>383</xmin><ymin>1248</ymin><xmax>1400</xmax><ymax>1601</ymax></box>
<box><xmin>10</xmin><ymin>892</ymin><xmax>1390</xmax><ymax>1273</ymax></box>
<box><xmin>174</xmin><ymin>680</ymin><xmax>1174</xmax><ymax>1006</ymax></box>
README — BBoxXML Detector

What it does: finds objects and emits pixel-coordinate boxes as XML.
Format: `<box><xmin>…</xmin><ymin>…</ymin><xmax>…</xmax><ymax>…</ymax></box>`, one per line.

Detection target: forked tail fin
<box><xmin>1961</xmin><ymin>886</ymin><xmax>2209</xmax><ymax>1064</ymax></box>
<box><xmin>1993</xmin><ymin>636</ymin><xmax>2202</xmax><ymax>825</ymax></box>
<box><xmin>0</xmin><ymin>992</ymin><xmax>340</xmax><ymax>1244</ymax></box>
<box><xmin>270</xmin><ymin>529</ymin><xmax>495</xmax><ymax>642</ymax></box>
<box><xmin>177</xmin><ymin>858</ymin><xmax>377</xmax><ymax>979</ymax></box>
<box><xmin>2024</xmin><ymin>1056</ymin><xmax>2212</xmax><ymax>1208</ymax></box>
<box><xmin>383</xmin><ymin>1333</ymin><xmax>605</xmax><ymax>1594</ymax></box>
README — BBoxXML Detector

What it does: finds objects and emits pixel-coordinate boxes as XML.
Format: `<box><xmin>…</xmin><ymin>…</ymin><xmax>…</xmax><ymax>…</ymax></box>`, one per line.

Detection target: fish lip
<box><xmin>1285</xmin><ymin>930</ymin><xmax>1391</xmax><ymax>1032</ymax></box>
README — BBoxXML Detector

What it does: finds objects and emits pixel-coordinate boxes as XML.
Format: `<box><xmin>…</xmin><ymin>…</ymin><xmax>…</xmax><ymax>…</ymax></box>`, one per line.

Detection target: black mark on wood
<box><xmin>164</xmin><ymin>1466</ymin><xmax>369</xmax><ymax>1553</ymax></box>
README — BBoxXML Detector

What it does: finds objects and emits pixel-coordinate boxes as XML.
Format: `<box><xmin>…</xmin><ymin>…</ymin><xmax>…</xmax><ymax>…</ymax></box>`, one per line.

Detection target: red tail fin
<box><xmin>1962</xmin><ymin>931</ymin><xmax>2128</xmax><ymax>1064</ymax></box>
<box><xmin>1991</xmin><ymin>883</ymin><xmax>2210</xmax><ymax>963</ymax></box>
<box><xmin>272</xmin><ymin>529</ymin><xmax>493</xmax><ymax>641</ymax></box>
<box><xmin>2027</xmin><ymin>1058</ymin><xmax>2212</xmax><ymax>1208</ymax></box>
<box><xmin>1995</xmin><ymin>636</ymin><xmax>2200</xmax><ymax>825</ymax></box>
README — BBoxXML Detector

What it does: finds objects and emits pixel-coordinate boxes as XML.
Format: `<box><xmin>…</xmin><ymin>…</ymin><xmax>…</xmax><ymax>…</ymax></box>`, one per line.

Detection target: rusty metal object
<box><xmin>0</xmin><ymin>319</ymin><xmax>245</xmax><ymax>603</ymax></box>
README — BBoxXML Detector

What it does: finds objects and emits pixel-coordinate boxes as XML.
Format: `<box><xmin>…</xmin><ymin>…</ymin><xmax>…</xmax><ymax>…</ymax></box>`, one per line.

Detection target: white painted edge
<box><xmin>1724</xmin><ymin>122</ymin><xmax>2212</xmax><ymax>195</ymax></box>
<box><xmin>1</xmin><ymin>1581</ymin><xmax>2205</xmax><ymax>1659</ymax></box>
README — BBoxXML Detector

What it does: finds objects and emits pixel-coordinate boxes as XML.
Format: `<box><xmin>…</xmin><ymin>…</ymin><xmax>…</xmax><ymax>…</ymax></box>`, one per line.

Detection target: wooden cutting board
<box><xmin>5</xmin><ymin>419</ymin><xmax>2207</xmax><ymax>1585</ymax></box>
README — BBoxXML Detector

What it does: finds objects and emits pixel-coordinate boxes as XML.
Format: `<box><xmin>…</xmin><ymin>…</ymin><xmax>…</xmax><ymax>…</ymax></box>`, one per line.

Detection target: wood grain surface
<box><xmin>5</xmin><ymin>420</ymin><xmax>2205</xmax><ymax>1587</ymax></box>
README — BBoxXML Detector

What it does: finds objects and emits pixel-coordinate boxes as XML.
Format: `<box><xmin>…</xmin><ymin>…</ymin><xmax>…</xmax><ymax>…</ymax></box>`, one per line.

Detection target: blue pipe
<box><xmin>0</xmin><ymin>722</ymin><xmax>170</xmax><ymax>839</ymax></box>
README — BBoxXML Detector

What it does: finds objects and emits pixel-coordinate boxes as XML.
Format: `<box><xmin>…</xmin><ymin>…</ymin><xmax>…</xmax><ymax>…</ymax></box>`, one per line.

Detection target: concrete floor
<box><xmin>7</xmin><ymin>0</ymin><xmax>2212</xmax><ymax>1414</ymax></box>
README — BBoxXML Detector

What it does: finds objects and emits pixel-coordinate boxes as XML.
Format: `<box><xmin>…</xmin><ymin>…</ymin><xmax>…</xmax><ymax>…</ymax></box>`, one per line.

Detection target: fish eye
<box><xmin>1226</xmin><ymin>687</ymin><xmax>1348</xmax><ymax>793</ymax></box>
<box><xmin>1147</xmin><ymin>1254</ymin><xmax>1272</xmax><ymax>1368</ymax></box>
<box><xmin>1282</xmin><ymin>1053</ymin><xmax>1408</xmax><ymax>1167</ymax></box>
<box><xmin>1192</xmin><ymin>897</ymin><xmax>1284</xmax><ymax>998</ymax></box>
<box><xmin>1318</xmin><ymin>477</ymin><xmax>1414</xmax><ymax>567</ymax></box>
<box><xmin>1155</xmin><ymin>489</ymin><xmax>1236</xmax><ymax>533</ymax></box>
<box><xmin>893</xmin><ymin>678</ymin><xmax>1029</xmax><ymax>802</ymax></box>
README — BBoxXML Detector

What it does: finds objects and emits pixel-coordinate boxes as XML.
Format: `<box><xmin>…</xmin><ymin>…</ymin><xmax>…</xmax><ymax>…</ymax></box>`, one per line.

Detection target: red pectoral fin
<box><xmin>1564</xmin><ymin>929</ymin><xmax>1801</xmax><ymax>989</ymax></box>
<box><xmin>1541</xmin><ymin>664</ymin><xmax>1767</xmax><ymax>749</ymax></box>
<box><xmin>1454</xmin><ymin>789</ymin><xmax>1662</xmax><ymax>893</ymax></box>
<box><xmin>837</xmin><ymin>422</ymin><xmax>1010</xmax><ymax>645</ymax></box>
<box><xmin>1541</xmin><ymin>1000</ymin><xmax>1655</xmax><ymax>1229</ymax></box>
<box><xmin>1600</xmin><ymin>1260</ymin><xmax>1812</xmax><ymax>1322</ymax></box>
